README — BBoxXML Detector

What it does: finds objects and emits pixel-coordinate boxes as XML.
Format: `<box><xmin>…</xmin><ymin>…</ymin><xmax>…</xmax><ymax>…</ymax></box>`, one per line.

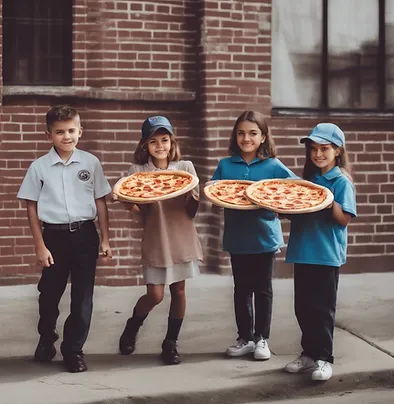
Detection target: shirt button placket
<box><xmin>63</xmin><ymin>165</ymin><xmax>72</xmax><ymax>222</ymax></box>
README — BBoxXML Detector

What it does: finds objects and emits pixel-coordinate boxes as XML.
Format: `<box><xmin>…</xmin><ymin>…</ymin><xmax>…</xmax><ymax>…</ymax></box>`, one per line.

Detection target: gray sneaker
<box><xmin>284</xmin><ymin>355</ymin><xmax>317</xmax><ymax>373</ymax></box>
<box><xmin>226</xmin><ymin>339</ymin><xmax>255</xmax><ymax>357</ymax></box>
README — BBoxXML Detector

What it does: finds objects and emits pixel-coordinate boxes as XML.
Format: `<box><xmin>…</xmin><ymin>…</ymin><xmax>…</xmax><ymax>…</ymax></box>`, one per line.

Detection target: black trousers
<box><xmin>294</xmin><ymin>263</ymin><xmax>339</xmax><ymax>363</ymax></box>
<box><xmin>38</xmin><ymin>221</ymin><xmax>99</xmax><ymax>356</ymax></box>
<box><xmin>230</xmin><ymin>252</ymin><xmax>275</xmax><ymax>341</ymax></box>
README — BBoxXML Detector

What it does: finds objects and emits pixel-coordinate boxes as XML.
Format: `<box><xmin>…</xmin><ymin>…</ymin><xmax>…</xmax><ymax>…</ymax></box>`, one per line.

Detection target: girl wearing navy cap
<box><xmin>113</xmin><ymin>116</ymin><xmax>202</xmax><ymax>365</ymax></box>
<box><xmin>284</xmin><ymin>123</ymin><xmax>357</xmax><ymax>381</ymax></box>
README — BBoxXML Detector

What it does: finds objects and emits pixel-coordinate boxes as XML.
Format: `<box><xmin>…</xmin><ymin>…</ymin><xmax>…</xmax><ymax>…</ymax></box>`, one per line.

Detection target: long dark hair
<box><xmin>228</xmin><ymin>111</ymin><xmax>276</xmax><ymax>160</ymax></box>
<box><xmin>302</xmin><ymin>142</ymin><xmax>353</xmax><ymax>182</ymax></box>
<box><xmin>134</xmin><ymin>128</ymin><xmax>181</xmax><ymax>165</ymax></box>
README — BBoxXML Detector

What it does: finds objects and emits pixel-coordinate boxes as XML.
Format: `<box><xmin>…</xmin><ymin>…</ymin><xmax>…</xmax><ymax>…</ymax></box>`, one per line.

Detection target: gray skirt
<box><xmin>142</xmin><ymin>260</ymin><xmax>200</xmax><ymax>285</ymax></box>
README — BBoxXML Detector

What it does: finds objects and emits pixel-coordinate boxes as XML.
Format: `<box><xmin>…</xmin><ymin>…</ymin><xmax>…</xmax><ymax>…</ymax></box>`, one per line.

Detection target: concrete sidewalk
<box><xmin>0</xmin><ymin>272</ymin><xmax>393</xmax><ymax>404</ymax></box>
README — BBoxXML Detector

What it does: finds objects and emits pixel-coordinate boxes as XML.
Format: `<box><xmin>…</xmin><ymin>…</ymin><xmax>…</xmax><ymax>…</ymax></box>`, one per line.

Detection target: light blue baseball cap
<box><xmin>300</xmin><ymin>123</ymin><xmax>345</xmax><ymax>147</ymax></box>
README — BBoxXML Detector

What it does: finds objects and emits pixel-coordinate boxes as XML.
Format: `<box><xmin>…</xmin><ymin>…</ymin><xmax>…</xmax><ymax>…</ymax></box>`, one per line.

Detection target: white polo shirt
<box><xmin>17</xmin><ymin>147</ymin><xmax>112</xmax><ymax>224</ymax></box>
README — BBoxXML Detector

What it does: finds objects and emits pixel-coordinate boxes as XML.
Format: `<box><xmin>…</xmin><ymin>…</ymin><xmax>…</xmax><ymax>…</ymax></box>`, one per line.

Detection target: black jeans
<box><xmin>294</xmin><ymin>263</ymin><xmax>339</xmax><ymax>363</ymax></box>
<box><xmin>38</xmin><ymin>221</ymin><xmax>99</xmax><ymax>356</ymax></box>
<box><xmin>230</xmin><ymin>252</ymin><xmax>275</xmax><ymax>341</ymax></box>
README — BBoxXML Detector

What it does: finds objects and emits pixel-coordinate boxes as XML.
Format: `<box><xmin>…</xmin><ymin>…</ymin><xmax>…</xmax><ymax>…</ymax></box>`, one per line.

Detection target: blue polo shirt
<box><xmin>285</xmin><ymin>166</ymin><xmax>357</xmax><ymax>267</ymax></box>
<box><xmin>212</xmin><ymin>156</ymin><xmax>296</xmax><ymax>254</ymax></box>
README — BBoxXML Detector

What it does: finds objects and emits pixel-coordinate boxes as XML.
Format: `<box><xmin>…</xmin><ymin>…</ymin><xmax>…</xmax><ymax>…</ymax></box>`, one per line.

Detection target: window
<box><xmin>3</xmin><ymin>0</ymin><xmax>72</xmax><ymax>86</ymax></box>
<box><xmin>272</xmin><ymin>0</ymin><xmax>394</xmax><ymax>111</ymax></box>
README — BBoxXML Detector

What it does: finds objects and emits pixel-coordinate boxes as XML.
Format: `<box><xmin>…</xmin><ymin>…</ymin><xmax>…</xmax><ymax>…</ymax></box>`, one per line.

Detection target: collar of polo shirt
<box><xmin>146</xmin><ymin>157</ymin><xmax>177</xmax><ymax>171</ymax></box>
<box><xmin>318</xmin><ymin>165</ymin><xmax>342</xmax><ymax>180</ymax></box>
<box><xmin>49</xmin><ymin>147</ymin><xmax>82</xmax><ymax>166</ymax></box>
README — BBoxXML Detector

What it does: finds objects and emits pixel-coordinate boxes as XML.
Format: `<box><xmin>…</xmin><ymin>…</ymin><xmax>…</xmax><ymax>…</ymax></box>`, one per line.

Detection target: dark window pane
<box><xmin>3</xmin><ymin>0</ymin><xmax>72</xmax><ymax>86</ymax></box>
<box><xmin>272</xmin><ymin>0</ymin><xmax>322</xmax><ymax>108</ymax></box>
<box><xmin>328</xmin><ymin>0</ymin><xmax>379</xmax><ymax>109</ymax></box>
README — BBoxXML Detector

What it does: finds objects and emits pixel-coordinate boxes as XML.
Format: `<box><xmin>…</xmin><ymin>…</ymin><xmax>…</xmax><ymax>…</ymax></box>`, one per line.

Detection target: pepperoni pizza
<box><xmin>245</xmin><ymin>179</ymin><xmax>334</xmax><ymax>214</ymax></box>
<box><xmin>113</xmin><ymin>170</ymin><xmax>199</xmax><ymax>203</ymax></box>
<box><xmin>204</xmin><ymin>180</ymin><xmax>260</xmax><ymax>210</ymax></box>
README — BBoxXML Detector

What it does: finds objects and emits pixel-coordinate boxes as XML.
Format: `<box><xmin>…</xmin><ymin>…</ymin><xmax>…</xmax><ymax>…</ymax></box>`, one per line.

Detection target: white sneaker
<box><xmin>311</xmin><ymin>360</ymin><xmax>332</xmax><ymax>381</ymax></box>
<box><xmin>253</xmin><ymin>338</ymin><xmax>271</xmax><ymax>360</ymax></box>
<box><xmin>226</xmin><ymin>339</ymin><xmax>255</xmax><ymax>357</ymax></box>
<box><xmin>284</xmin><ymin>355</ymin><xmax>317</xmax><ymax>373</ymax></box>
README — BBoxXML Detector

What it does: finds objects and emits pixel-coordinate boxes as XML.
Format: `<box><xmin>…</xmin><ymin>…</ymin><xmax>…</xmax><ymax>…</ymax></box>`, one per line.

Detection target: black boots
<box><xmin>63</xmin><ymin>352</ymin><xmax>88</xmax><ymax>373</ymax></box>
<box><xmin>161</xmin><ymin>339</ymin><xmax>181</xmax><ymax>365</ymax></box>
<box><xmin>119</xmin><ymin>313</ymin><xmax>184</xmax><ymax>365</ymax></box>
<box><xmin>160</xmin><ymin>317</ymin><xmax>184</xmax><ymax>365</ymax></box>
<box><xmin>34</xmin><ymin>330</ymin><xmax>59</xmax><ymax>362</ymax></box>
<box><xmin>119</xmin><ymin>309</ymin><xmax>147</xmax><ymax>355</ymax></box>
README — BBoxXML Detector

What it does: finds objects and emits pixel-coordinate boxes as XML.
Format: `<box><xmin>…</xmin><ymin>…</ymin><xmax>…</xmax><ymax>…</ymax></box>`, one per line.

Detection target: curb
<box><xmin>88</xmin><ymin>368</ymin><xmax>394</xmax><ymax>404</ymax></box>
<box><xmin>336</xmin><ymin>323</ymin><xmax>394</xmax><ymax>359</ymax></box>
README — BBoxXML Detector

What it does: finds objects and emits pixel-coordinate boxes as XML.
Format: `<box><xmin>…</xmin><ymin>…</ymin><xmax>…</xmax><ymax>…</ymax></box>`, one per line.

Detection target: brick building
<box><xmin>0</xmin><ymin>0</ymin><xmax>393</xmax><ymax>286</ymax></box>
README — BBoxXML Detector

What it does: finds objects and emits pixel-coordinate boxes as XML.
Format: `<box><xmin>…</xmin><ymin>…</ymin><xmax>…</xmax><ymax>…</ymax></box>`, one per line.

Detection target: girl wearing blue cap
<box><xmin>210</xmin><ymin>111</ymin><xmax>296</xmax><ymax>360</ymax></box>
<box><xmin>284</xmin><ymin>123</ymin><xmax>357</xmax><ymax>381</ymax></box>
<box><xmin>113</xmin><ymin>116</ymin><xmax>202</xmax><ymax>365</ymax></box>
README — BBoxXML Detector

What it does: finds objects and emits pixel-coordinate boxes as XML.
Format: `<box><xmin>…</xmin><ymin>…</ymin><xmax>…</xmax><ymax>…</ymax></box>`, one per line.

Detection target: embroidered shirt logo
<box><xmin>78</xmin><ymin>169</ymin><xmax>91</xmax><ymax>181</ymax></box>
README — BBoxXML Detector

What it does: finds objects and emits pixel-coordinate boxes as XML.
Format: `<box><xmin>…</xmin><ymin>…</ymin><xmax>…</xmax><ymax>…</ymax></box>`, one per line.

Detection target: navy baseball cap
<box><xmin>300</xmin><ymin>123</ymin><xmax>345</xmax><ymax>147</ymax></box>
<box><xmin>141</xmin><ymin>116</ymin><xmax>175</xmax><ymax>141</ymax></box>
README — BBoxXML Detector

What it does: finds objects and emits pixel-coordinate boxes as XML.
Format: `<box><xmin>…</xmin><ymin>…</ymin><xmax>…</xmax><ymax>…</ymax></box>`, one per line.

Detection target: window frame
<box><xmin>2</xmin><ymin>0</ymin><xmax>73</xmax><ymax>87</ymax></box>
<box><xmin>272</xmin><ymin>0</ymin><xmax>393</xmax><ymax>114</ymax></box>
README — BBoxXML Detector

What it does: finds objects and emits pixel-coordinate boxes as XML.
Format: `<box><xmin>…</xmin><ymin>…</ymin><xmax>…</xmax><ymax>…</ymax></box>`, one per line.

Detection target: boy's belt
<box><xmin>43</xmin><ymin>220</ymin><xmax>92</xmax><ymax>232</ymax></box>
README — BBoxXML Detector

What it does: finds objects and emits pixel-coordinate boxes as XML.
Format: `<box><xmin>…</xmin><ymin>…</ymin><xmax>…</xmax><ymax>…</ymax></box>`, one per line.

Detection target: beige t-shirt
<box><xmin>128</xmin><ymin>159</ymin><xmax>203</xmax><ymax>268</ymax></box>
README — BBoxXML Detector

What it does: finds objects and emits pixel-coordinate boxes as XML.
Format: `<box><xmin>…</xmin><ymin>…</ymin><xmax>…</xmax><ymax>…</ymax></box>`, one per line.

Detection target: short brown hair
<box><xmin>46</xmin><ymin>105</ymin><xmax>80</xmax><ymax>131</ymax></box>
<box><xmin>134</xmin><ymin>128</ymin><xmax>181</xmax><ymax>165</ymax></box>
<box><xmin>228</xmin><ymin>111</ymin><xmax>276</xmax><ymax>160</ymax></box>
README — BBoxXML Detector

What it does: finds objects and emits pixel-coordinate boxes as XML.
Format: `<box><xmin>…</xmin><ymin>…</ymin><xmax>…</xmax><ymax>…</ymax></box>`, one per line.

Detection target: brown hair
<box><xmin>134</xmin><ymin>128</ymin><xmax>181</xmax><ymax>165</ymax></box>
<box><xmin>302</xmin><ymin>142</ymin><xmax>353</xmax><ymax>182</ymax></box>
<box><xmin>228</xmin><ymin>111</ymin><xmax>277</xmax><ymax>160</ymax></box>
<box><xmin>46</xmin><ymin>105</ymin><xmax>80</xmax><ymax>132</ymax></box>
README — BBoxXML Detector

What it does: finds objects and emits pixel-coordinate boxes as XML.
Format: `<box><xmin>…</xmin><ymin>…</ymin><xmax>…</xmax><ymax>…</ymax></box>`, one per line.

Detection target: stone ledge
<box><xmin>2</xmin><ymin>86</ymin><xmax>196</xmax><ymax>102</ymax></box>
<box><xmin>272</xmin><ymin>107</ymin><xmax>394</xmax><ymax>118</ymax></box>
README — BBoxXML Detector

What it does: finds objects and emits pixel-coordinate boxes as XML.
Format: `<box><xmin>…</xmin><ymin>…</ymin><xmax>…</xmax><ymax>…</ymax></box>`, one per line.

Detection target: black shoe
<box><xmin>161</xmin><ymin>340</ymin><xmax>181</xmax><ymax>365</ymax></box>
<box><xmin>63</xmin><ymin>353</ymin><xmax>88</xmax><ymax>373</ymax></box>
<box><xmin>119</xmin><ymin>318</ymin><xmax>140</xmax><ymax>355</ymax></box>
<box><xmin>34</xmin><ymin>331</ymin><xmax>59</xmax><ymax>362</ymax></box>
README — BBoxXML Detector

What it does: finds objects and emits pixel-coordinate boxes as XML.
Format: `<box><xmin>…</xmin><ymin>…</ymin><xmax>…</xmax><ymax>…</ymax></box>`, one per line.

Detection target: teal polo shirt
<box><xmin>285</xmin><ymin>166</ymin><xmax>357</xmax><ymax>267</ymax></box>
<box><xmin>212</xmin><ymin>156</ymin><xmax>296</xmax><ymax>254</ymax></box>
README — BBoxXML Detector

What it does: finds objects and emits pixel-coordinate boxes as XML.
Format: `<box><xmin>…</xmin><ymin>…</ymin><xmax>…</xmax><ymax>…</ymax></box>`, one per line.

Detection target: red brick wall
<box><xmin>73</xmin><ymin>0</ymin><xmax>197</xmax><ymax>91</ymax></box>
<box><xmin>0</xmin><ymin>99</ymin><xmax>200</xmax><ymax>285</ymax></box>
<box><xmin>0</xmin><ymin>0</ymin><xmax>393</xmax><ymax>285</ymax></box>
<box><xmin>195</xmin><ymin>0</ymin><xmax>274</xmax><ymax>273</ymax></box>
<box><xmin>0</xmin><ymin>0</ymin><xmax>2</xmax><ymax>97</ymax></box>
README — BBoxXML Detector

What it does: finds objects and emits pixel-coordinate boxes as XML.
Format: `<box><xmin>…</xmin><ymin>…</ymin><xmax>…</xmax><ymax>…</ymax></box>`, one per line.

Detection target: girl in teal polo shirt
<box><xmin>211</xmin><ymin>111</ymin><xmax>295</xmax><ymax>360</ymax></box>
<box><xmin>284</xmin><ymin>123</ymin><xmax>357</xmax><ymax>381</ymax></box>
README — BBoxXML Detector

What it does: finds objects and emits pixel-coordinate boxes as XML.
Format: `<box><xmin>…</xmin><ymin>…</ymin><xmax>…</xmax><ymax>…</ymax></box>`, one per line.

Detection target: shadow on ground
<box><xmin>0</xmin><ymin>352</ymin><xmax>230</xmax><ymax>383</ymax></box>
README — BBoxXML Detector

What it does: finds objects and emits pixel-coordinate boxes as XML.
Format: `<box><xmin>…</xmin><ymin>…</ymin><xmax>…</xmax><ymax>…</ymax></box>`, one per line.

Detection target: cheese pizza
<box><xmin>204</xmin><ymin>180</ymin><xmax>260</xmax><ymax>210</ymax></box>
<box><xmin>245</xmin><ymin>179</ymin><xmax>334</xmax><ymax>214</ymax></box>
<box><xmin>113</xmin><ymin>170</ymin><xmax>199</xmax><ymax>203</ymax></box>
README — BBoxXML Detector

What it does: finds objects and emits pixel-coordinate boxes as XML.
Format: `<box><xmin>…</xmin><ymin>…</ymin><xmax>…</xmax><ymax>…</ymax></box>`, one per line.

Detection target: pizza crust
<box><xmin>204</xmin><ymin>180</ymin><xmax>261</xmax><ymax>210</ymax></box>
<box><xmin>113</xmin><ymin>170</ymin><xmax>199</xmax><ymax>203</ymax></box>
<box><xmin>245</xmin><ymin>178</ymin><xmax>334</xmax><ymax>214</ymax></box>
